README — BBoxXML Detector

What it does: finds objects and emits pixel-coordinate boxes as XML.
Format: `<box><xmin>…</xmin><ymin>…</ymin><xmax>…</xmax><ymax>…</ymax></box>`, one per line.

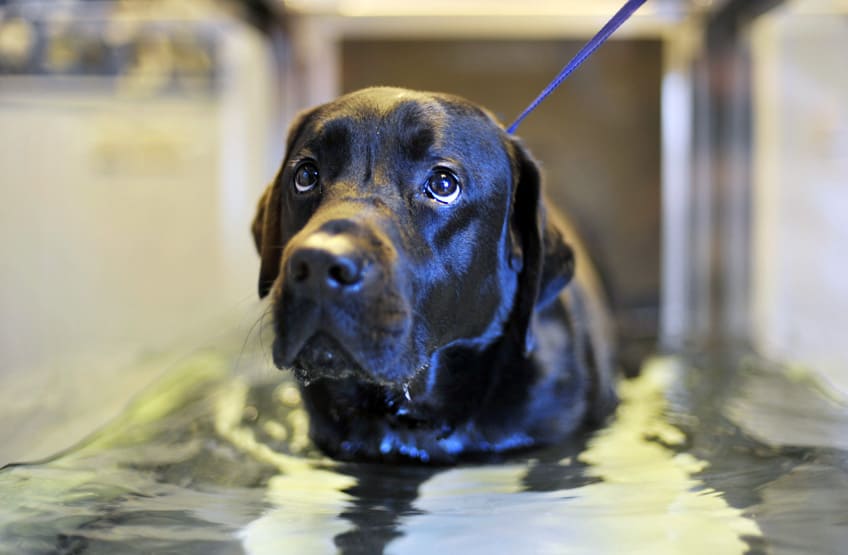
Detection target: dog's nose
<box><xmin>287</xmin><ymin>233</ymin><xmax>366</xmax><ymax>294</ymax></box>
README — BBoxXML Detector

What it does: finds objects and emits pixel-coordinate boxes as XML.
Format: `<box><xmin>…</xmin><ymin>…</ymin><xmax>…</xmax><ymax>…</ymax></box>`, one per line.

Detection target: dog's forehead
<box><xmin>307</xmin><ymin>88</ymin><xmax>506</xmax><ymax>154</ymax></box>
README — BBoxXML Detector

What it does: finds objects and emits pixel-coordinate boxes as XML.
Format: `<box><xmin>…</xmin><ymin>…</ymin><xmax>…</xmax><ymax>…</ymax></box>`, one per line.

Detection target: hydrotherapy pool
<box><xmin>1</xmin><ymin>338</ymin><xmax>846</xmax><ymax>554</ymax></box>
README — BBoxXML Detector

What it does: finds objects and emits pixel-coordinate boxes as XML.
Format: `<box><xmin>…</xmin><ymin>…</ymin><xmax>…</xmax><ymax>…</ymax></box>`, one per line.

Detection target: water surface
<box><xmin>1</xmin><ymin>346</ymin><xmax>846</xmax><ymax>554</ymax></box>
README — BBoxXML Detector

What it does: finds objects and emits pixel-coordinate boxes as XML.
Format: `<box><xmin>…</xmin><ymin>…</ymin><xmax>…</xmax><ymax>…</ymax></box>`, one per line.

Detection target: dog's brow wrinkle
<box><xmin>314</xmin><ymin>118</ymin><xmax>353</xmax><ymax>180</ymax></box>
<box><xmin>320</xmin><ymin>120</ymin><xmax>350</xmax><ymax>147</ymax></box>
<box><xmin>402</xmin><ymin>127</ymin><xmax>435</xmax><ymax>161</ymax></box>
<box><xmin>392</xmin><ymin>100</ymin><xmax>442</xmax><ymax>160</ymax></box>
<box><xmin>364</xmin><ymin>134</ymin><xmax>373</xmax><ymax>183</ymax></box>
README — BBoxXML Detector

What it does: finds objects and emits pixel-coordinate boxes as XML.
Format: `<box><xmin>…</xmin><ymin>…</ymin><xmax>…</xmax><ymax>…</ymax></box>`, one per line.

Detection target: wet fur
<box><xmin>252</xmin><ymin>87</ymin><xmax>617</xmax><ymax>463</ymax></box>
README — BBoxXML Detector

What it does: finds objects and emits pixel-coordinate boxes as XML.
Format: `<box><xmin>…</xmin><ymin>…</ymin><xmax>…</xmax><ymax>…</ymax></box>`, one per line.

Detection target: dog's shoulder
<box><xmin>534</xmin><ymin>203</ymin><xmax>618</xmax><ymax>427</ymax></box>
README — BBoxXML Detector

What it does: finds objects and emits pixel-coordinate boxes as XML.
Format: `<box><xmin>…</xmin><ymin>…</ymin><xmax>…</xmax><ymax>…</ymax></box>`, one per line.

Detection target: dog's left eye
<box><xmin>293</xmin><ymin>161</ymin><xmax>320</xmax><ymax>193</ymax></box>
<box><xmin>424</xmin><ymin>168</ymin><xmax>461</xmax><ymax>205</ymax></box>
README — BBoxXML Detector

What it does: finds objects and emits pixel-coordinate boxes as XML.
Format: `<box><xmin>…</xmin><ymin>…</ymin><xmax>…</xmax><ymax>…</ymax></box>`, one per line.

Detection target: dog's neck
<box><xmin>297</xmin><ymin>333</ymin><xmax>538</xmax><ymax>455</ymax></box>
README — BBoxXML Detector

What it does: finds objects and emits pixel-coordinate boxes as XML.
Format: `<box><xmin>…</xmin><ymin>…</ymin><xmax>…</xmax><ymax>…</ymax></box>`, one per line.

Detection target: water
<box><xmin>1</xmin><ymin>346</ymin><xmax>846</xmax><ymax>554</ymax></box>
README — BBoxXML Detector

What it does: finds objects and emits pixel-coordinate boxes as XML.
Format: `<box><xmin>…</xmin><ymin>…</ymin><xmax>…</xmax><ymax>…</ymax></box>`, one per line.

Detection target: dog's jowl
<box><xmin>252</xmin><ymin>87</ymin><xmax>617</xmax><ymax>463</ymax></box>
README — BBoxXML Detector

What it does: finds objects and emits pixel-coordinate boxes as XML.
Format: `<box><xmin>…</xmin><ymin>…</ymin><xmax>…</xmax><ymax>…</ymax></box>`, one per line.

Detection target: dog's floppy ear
<box><xmin>253</xmin><ymin>180</ymin><xmax>281</xmax><ymax>298</ymax></box>
<box><xmin>508</xmin><ymin>138</ymin><xmax>575</xmax><ymax>353</ymax></box>
<box><xmin>253</xmin><ymin>108</ymin><xmax>317</xmax><ymax>298</ymax></box>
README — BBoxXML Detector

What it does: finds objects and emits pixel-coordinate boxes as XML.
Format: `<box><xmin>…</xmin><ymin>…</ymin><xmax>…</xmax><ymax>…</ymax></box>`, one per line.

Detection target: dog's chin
<box><xmin>286</xmin><ymin>332</ymin><xmax>371</xmax><ymax>386</ymax></box>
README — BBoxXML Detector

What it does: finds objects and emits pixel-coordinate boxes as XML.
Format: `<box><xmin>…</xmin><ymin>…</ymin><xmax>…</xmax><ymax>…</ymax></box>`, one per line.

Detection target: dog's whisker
<box><xmin>233</xmin><ymin>313</ymin><xmax>268</xmax><ymax>375</ymax></box>
<box><xmin>257</xmin><ymin>309</ymin><xmax>278</xmax><ymax>371</ymax></box>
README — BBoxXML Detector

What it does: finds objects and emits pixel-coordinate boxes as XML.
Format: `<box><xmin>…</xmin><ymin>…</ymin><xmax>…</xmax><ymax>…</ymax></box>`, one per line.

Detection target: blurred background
<box><xmin>0</xmin><ymin>0</ymin><xmax>845</xmax><ymax>464</ymax></box>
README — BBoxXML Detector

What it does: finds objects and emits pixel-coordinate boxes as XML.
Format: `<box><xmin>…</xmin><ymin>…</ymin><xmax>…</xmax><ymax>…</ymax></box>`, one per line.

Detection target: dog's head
<box><xmin>253</xmin><ymin>87</ymin><xmax>574</xmax><ymax>391</ymax></box>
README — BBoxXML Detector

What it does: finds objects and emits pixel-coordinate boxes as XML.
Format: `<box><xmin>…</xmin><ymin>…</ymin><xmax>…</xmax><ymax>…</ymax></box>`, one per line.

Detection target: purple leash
<box><xmin>506</xmin><ymin>0</ymin><xmax>648</xmax><ymax>135</ymax></box>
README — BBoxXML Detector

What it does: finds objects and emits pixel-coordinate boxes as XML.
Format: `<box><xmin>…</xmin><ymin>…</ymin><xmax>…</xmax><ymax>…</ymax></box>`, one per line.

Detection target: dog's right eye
<box><xmin>424</xmin><ymin>168</ymin><xmax>462</xmax><ymax>205</ymax></box>
<box><xmin>293</xmin><ymin>162</ymin><xmax>320</xmax><ymax>193</ymax></box>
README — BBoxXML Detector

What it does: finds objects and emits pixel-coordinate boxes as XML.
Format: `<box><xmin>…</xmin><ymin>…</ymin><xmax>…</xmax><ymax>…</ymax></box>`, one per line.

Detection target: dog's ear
<box><xmin>508</xmin><ymin>138</ymin><xmax>575</xmax><ymax>353</ymax></box>
<box><xmin>253</xmin><ymin>180</ymin><xmax>281</xmax><ymax>298</ymax></box>
<box><xmin>253</xmin><ymin>108</ymin><xmax>317</xmax><ymax>298</ymax></box>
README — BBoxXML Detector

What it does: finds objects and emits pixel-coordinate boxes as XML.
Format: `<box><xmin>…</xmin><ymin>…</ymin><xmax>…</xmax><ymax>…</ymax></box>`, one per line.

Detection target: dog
<box><xmin>252</xmin><ymin>87</ymin><xmax>617</xmax><ymax>463</ymax></box>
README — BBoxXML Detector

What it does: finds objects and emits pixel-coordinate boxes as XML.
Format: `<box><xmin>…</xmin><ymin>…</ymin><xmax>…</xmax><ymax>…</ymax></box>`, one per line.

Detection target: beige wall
<box><xmin>0</xmin><ymin>20</ymin><xmax>277</xmax><ymax>463</ymax></box>
<box><xmin>751</xmin><ymin>4</ymin><xmax>848</xmax><ymax>394</ymax></box>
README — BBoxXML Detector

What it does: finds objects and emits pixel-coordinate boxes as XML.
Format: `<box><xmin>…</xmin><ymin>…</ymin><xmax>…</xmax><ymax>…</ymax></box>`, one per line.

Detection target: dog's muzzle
<box><xmin>288</xmin><ymin>232</ymin><xmax>368</xmax><ymax>380</ymax></box>
<box><xmin>272</xmin><ymin>221</ymin><xmax>411</xmax><ymax>384</ymax></box>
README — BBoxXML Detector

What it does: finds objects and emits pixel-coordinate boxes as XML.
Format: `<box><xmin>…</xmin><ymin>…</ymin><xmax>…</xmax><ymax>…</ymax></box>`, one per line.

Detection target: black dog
<box><xmin>252</xmin><ymin>87</ymin><xmax>617</xmax><ymax>463</ymax></box>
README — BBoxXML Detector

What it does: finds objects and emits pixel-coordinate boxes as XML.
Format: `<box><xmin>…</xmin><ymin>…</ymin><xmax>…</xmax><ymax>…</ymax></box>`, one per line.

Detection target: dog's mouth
<box><xmin>289</xmin><ymin>332</ymin><xmax>367</xmax><ymax>385</ymax></box>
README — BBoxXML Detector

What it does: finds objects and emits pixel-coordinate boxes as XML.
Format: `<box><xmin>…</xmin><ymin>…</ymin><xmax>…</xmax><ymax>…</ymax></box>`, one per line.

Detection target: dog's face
<box><xmin>253</xmin><ymin>87</ymin><xmax>573</xmax><ymax>395</ymax></box>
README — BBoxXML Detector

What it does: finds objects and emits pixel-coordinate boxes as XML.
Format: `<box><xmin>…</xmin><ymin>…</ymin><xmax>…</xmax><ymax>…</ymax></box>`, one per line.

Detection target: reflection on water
<box><xmin>1</xmin><ymin>347</ymin><xmax>846</xmax><ymax>554</ymax></box>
